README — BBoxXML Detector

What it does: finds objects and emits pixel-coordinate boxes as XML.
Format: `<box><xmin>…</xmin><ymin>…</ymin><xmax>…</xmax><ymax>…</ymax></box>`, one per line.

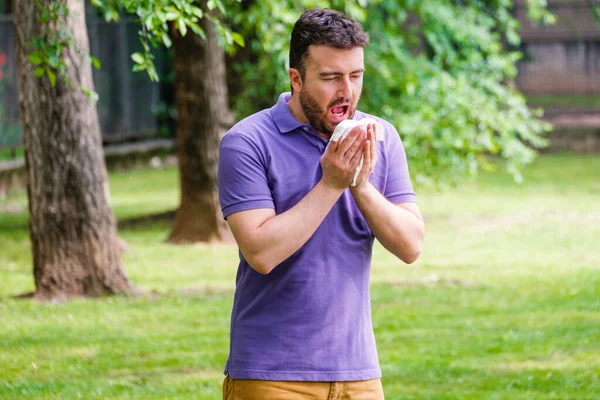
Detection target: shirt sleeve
<box><xmin>383</xmin><ymin>122</ymin><xmax>417</xmax><ymax>204</ymax></box>
<box><xmin>218</xmin><ymin>131</ymin><xmax>275</xmax><ymax>219</ymax></box>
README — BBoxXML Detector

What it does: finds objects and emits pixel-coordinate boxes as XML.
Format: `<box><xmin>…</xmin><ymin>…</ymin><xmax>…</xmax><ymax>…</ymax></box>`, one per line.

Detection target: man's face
<box><xmin>294</xmin><ymin>45</ymin><xmax>364</xmax><ymax>137</ymax></box>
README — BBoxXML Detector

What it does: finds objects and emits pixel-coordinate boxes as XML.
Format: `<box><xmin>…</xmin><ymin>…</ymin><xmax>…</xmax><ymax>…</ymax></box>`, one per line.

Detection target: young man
<box><xmin>218</xmin><ymin>8</ymin><xmax>424</xmax><ymax>399</ymax></box>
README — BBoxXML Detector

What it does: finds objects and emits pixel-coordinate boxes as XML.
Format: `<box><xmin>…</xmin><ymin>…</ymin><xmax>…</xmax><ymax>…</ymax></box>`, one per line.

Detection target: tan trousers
<box><xmin>222</xmin><ymin>375</ymin><xmax>384</xmax><ymax>400</ymax></box>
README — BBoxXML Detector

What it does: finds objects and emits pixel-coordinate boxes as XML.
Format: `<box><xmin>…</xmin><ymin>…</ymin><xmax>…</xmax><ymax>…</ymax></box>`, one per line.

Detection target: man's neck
<box><xmin>287</xmin><ymin>94</ymin><xmax>330</xmax><ymax>140</ymax></box>
<box><xmin>286</xmin><ymin>94</ymin><xmax>308</xmax><ymax>124</ymax></box>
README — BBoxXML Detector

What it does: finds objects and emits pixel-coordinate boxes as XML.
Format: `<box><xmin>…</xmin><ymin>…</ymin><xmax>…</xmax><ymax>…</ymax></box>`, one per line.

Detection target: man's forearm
<box><xmin>351</xmin><ymin>183</ymin><xmax>424</xmax><ymax>264</ymax></box>
<box><xmin>245</xmin><ymin>180</ymin><xmax>344</xmax><ymax>274</ymax></box>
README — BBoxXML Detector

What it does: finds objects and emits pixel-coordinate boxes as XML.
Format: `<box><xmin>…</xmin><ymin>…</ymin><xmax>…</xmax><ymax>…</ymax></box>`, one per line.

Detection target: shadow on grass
<box><xmin>0</xmin><ymin>209</ymin><xmax>177</xmax><ymax>233</ymax></box>
<box><xmin>117</xmin><ymin>209</ymin><xmax>176</xmax><ymax>230</ymax></box>
<box><xmin>0</xmin><ymin>209</ymin><xmax>29</xmax><ymax>233</ymax></box>
<box><xmin>147</xmin><ymin>285</ymin><xmax>233</xmax><ymax>300</ymax></box>
<box><xmin>6</xmin><ymin>285</ymin><xmax>232</xmax><ymax>303</ymax></box>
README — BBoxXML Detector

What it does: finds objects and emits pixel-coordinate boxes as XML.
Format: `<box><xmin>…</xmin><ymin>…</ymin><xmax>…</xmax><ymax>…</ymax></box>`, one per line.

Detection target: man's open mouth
<box><xmin>330</xmin><ymin>105</ymin><xmax>349</xmax><ymax>118</ymax></box>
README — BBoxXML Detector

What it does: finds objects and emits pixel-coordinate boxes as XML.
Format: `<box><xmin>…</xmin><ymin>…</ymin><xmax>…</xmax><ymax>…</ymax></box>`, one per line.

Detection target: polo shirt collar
<box><xmin>271</xmin><ymin>92</ymin><xmax>303</xmax><ymax>134</ymax></box>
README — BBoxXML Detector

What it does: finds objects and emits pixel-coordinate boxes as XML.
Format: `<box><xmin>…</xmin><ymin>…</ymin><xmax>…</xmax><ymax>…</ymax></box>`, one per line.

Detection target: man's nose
<box><xmin>337</xmin><ymin>76</ymin><xmax>353</xmax><ymax>99</ymax></box>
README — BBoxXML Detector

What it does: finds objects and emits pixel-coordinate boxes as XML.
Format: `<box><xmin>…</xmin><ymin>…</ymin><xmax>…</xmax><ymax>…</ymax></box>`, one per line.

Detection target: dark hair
<box><xmin>289</xmin><ymin>9</ymin><xmax>369</xmax><ymax>80</ymax></box>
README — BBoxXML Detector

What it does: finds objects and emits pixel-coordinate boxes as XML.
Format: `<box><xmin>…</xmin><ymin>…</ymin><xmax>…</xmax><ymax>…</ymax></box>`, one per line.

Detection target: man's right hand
<box><xmin>320</xmin><ymin>126</ymin><xmax>367</xmax><ymax>190</ymax></box>
<box><xmin>225</xmin><ymin>126</ymin><xmax>368</xmax><ymax>275</ymax></box>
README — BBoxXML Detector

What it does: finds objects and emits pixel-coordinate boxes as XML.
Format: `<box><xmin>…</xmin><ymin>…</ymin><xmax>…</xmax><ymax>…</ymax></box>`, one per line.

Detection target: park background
<box><xmin>1</xmin><ymin>0</ymin><xmax>599</xmax><ymax>398</ymax></box>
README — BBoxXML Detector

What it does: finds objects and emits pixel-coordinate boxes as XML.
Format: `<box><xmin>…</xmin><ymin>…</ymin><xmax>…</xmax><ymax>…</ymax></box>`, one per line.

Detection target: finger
<box><xmin>370</xmin><ymin>125</ymin><xmax>377</xmax><ymax>167</ymax></box>
<box><xmin>338</xmin><ymin>126</ymin><xmax>364</xmax><ymax>154</ymax></box>
<box><xmin>324</xmin><ymin>138</ymin><xmax>339</xmax><ymax>155</ymax></box>
<box><xmin>349</xmin><ymin>140</ymin><xmax>367</xmax><ymax>169</ymax></box>
<box><xmin>365</xmin><ymin>124</ymin><xmax>373</xmax><ymax>146</ymax></box>
<box><xmin>363</xmin><ymin>140</ymin><xmax>371</xmax><ymax>175</ymax></box>
<box><xmin>343</xmin><ymin>128</ymin><xmax>366</xmax><ymax>160</ymax></box>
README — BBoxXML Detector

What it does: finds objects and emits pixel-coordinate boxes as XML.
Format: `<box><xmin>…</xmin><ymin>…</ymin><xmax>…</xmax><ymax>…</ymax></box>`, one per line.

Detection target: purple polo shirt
<box><xmin>218</xmin><ymin>92</ymin><xmax>416</xmax><ymax>381</ymax></box>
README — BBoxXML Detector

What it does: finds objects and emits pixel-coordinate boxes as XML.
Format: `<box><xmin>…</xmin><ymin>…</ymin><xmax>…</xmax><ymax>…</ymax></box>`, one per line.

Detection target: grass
<box><xmin>0</xmin><ymin>147</ymin><xmax>23</xmax><ymax>162</ymax></box>
<box><xmin>1</xmin><ymin>153</ymin><xmax>599</xmax><ymax>399</ymax></box>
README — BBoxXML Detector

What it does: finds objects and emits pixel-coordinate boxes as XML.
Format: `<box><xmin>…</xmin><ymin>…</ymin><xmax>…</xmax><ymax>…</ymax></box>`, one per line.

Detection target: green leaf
<box><xmin>178</xmin><ymin>18</ymin><xmax>187</xmax><ymax>36</ymax></box>
<box><xmin>231</xmin><ymin>32</ymin><xmax>245</xmax><ymax>47</ymax></box>
<box><xmin>214</xmin><ymin>0</ymin><xmax>225</xmax><ymax>14</ymax></box>
<box><xmin>46</xmin><ymin>69</ymin><xmax>56</xmax><ymax>87</ymax></box>
<box><xmin>28</xmin><ymin>53</ymin><xmax>43</xmax><ymax>65</ymax></box>
<box><xmin>223</xmin><ymin>29</ymin><xmax>233</xmax><ymax>45</ymax></box>
<box><xmin>91</xmin><ymin>56</ymin><xmax>101</xmax><ymax>69</ymax></box>
<box><xmin>148</xmin><ymin>65</ymin><xmax>159</xmax><ymax>82</ymax></box>
<box><xmin>191</xmin><ymin>7</ymin><xmax>203</xmax><ymax>19</ymax></box>
<box><xmin>104</xmin><ymin>8</ymin><xmax>119</xmax><ymax>22</ymax></box>
<box><xmin>144</xmin><ymin>14</ymin><xmax>154</xmax><ymax>30</ymax></box>
<box><xmin>164</xmin><ymin>11</ymin><xmax>179</xmax><ymax>20</ymax></box>
<box><xmin>48</xmin><ymin>55</ymin><xmax>59</xmax><ymax>68</ymax></box>
<box><xmin>189</xmin><ymin>22</ymin><xmax>206</xmax><ymax>39</ymax></box>
<box><xmin>33</xmin><ymin>67</ymin><xmax>45</xmax><ymax>77</ymax></box>
<box><xmin>131</xmin><ymin>52</ymin><xmax>145</xmax><ymax>64</ymax></box>
<box><xmin>162</xmin><ymin>32</ymin><xmax>172</xmax><ymax>48</ymax></box>
<box><xmin>82</xmin><ymin>88</ymin><xmax>100</xmax><ymax>104</ymax></box>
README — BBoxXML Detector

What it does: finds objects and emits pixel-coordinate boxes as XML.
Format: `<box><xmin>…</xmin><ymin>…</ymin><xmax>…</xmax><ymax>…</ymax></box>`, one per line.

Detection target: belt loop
<box><xmin>327</xmin><ymin>381</ymin><xmax>343</xmax><ymax>400</ymax></box>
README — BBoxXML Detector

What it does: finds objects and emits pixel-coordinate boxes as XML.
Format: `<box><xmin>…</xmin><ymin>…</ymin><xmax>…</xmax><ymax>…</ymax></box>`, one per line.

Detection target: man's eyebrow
<box><xmin>319</xmin><ymin>69</ymin><xmax>365</xmax><ymax>77</ymax></box>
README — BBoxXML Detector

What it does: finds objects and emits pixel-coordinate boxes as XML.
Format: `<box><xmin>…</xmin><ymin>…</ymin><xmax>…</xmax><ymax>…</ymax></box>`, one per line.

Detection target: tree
<box><xmin>168</xmin><ymin>1</ymin><xmax>234</xmax><ymax>243</ymax></box>
<box><xmin>96</xmin><ymin>0</ymin><xmax>554</xmax><ymax>245</ymax></box>
<box><xmin>94</xmin><ymin>0</ymin><xmax>240</xmax><ymax>243</ymax></box>
<box><xmin>13</xmin><ymin>0</ymin><xmax>134</xmax><ymax>300</ymax></box>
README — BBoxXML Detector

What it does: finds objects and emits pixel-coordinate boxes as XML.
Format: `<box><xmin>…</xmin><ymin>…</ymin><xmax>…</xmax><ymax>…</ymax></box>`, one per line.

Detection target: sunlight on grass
<box><xmin>1</xmin><ymin>153</ymin><xmax>599</xmax><ymax>399</ymax></box>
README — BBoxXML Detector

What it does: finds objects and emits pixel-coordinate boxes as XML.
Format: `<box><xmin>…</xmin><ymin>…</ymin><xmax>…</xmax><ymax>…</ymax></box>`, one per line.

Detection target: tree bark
<box><xmin>168</xmin><ymin>4</ymin><xmax>234</xmax><ymax>244</ymax></box>
<box><xmin>13</xmin><ymin>0</ymin><xmax>134</xmax><ymax>300</ymax></box>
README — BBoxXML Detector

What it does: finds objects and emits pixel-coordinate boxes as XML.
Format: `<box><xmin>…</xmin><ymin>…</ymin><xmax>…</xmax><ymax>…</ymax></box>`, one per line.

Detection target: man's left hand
<box><xmin>350</xmin><ymin>123</ymin><xmax>378</xmax><ymax>193</ymax></box>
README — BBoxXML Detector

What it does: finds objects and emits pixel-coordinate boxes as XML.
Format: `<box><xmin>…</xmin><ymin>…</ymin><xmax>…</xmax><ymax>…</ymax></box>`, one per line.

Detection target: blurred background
<box><xmin>1</xmin><ymin>0</ymin><xmax>598</xmax><ymax>161</ymax></box>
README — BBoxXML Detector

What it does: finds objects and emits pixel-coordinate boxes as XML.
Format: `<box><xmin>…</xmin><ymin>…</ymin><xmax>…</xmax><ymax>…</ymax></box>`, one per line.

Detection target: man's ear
<box><xmin>289</xmin><ymin>68</ymin><xmax>303</xmax><ymax>93</ymax></box>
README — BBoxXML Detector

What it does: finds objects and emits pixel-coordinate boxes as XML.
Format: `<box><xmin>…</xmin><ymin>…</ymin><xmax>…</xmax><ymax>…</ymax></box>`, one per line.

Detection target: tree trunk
<box><xmin>13</xmin><ymin>0</ymin><xmax>134</xmax><ymax>300</ymax></box>
<box><xmin>168</xmin><ymin>4</ymin><xmax>234</xmax><ymax>243</ymax></box>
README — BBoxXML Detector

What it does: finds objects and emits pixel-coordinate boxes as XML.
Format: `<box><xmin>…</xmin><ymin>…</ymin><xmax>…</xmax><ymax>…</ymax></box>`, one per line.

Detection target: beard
<box><xmin>299</xmin><ymin>90</ymin><xmax>357</xmax><ymax>138</ymax></box>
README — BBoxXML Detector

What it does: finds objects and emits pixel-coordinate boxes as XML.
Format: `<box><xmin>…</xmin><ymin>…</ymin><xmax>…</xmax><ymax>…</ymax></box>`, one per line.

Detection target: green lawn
<box><xmin>1</xmin><ymin>153</ymin><xmax>599</xmax><ymax>399</ymax></box>
<box><xmin>0</xmin><ymin>147</ymin><xmax>23</xmax><ymax>162</ymax></box>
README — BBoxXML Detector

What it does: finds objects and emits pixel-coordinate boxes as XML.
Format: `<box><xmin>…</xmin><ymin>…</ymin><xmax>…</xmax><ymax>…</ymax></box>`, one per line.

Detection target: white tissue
<box><xmin>329</xmin><ymin>118</ymin><xmax>384</xmax><ymax>186</ymax></box>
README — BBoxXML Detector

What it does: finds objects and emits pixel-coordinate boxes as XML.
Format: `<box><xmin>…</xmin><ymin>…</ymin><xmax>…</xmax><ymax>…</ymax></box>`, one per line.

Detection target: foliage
<box><xmin>92</xmin><ymin>0</ymin><xmax>244</xmax><ymax>81</ymax></box>
<box><xmin>26</xmin><ymin>0</ymin><xmax>241</xmax><ymax>96</ymax></box>
<box><xmin>29</xmin><ymin>0</ymin><xmax>560</xmax><ymax>185</ymax></box>
<box><xmin>24</xmin><ymin>0</ymin><xmax>558</xmax><ymax>184</ymax></box>
<box><xmin>591</xmin><ymin>0</ymin><xmax>600</xmax><ymax>25</ymax></box>
<box><xmin>25</xmin><ymin>0</ymin><xmax>100</xmax><ymax>102</ymax></box>
<box><xmin>1</xmin><ymin>153</ymin><xmax>600</xmax><ymax>398</ymax></box>
<box><xmin>228</xmin><ymin>0</ymin><xmax>556</xmax><ymax>184</ymax></box>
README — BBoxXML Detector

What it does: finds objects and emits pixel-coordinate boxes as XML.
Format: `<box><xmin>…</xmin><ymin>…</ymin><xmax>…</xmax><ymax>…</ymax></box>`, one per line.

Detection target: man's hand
<box><xmin>347</xmin><ymin>123</ymin><xmax>424</xmax><ymax>263</ymax></box>
<box><xmin>320</xmin><ymin>126</ymin><xmax>367</xmax><ymax>190</ymax></box>
<box><xmin>351</xmin><ymin>123</ymin><xmax>378</xmax><ymax>192</ymax></box>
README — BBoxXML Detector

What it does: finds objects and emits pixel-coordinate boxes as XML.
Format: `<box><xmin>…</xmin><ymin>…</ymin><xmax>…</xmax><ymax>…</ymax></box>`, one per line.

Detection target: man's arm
<box><xmin>226</xmin><ymin>182</ymin><xmax>342</xmax><ymax>275</ymax></box>
<box><xmin>226</xmin><ymin>127</ymin><xmax>368</xmax><ymax>275</ymax></box>
<box><xmin>350</xmin><ymin>124</ymin><xmax>425</xmax><ymax>264</ymax></box>
<box><xmin>352</xmin><ymin>184</ymin><xmax>424</xmax><ymax>263</ymax></box>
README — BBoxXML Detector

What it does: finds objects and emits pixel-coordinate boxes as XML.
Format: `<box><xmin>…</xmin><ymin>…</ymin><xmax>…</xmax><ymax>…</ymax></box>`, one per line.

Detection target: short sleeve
<box><xmin>383</xmin><ymin>123</ymin><xmax>417</xmax><ymax>204</ymax></box>
<box><xmin>218</xmin><ymin>132</ymin><xmax>275</xmax><ymax>219</ymax></box>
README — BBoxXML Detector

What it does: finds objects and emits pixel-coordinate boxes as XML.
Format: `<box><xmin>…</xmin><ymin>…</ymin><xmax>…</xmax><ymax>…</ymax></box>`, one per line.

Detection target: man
<box><xmin>218</xmin><ymin>8</ymin><xmax>424</xmax><ymax>399</ymax></box>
